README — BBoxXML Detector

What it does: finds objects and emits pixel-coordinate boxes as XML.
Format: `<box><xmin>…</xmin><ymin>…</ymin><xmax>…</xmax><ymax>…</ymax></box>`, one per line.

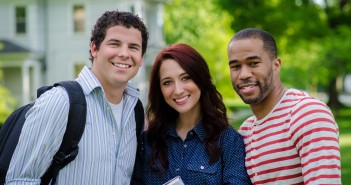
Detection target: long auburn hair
<box><xmin>146</xmin><ymin>43</ymin><xmax>229</xmax><ymax>173</ymax></box>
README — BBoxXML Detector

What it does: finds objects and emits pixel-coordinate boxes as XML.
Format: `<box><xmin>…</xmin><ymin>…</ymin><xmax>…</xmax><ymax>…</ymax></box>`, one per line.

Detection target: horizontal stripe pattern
<box><xmin>6</xmin><ymin>66</ymin><xmax>140</xmax><ymax>185</ymax></box>
<box><xmin>238</xmin><ymin>89</ymin><xmax>341</xmax><ymax>185</ymax></box>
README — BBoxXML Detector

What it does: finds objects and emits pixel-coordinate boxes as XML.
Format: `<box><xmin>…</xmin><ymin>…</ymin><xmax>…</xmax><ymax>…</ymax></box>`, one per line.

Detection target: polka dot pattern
<box><xmin>132</xmin><ymin>122</ymin><xmax>252</xmax><ymax>185</ymax></box>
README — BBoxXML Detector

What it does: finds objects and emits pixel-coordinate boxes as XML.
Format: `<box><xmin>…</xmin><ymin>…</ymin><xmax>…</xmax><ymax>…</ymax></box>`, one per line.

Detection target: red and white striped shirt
<box><xmin>238</xmin><ymin>89</ymin><xmax>341</xmax><ymax>185</ymax></box>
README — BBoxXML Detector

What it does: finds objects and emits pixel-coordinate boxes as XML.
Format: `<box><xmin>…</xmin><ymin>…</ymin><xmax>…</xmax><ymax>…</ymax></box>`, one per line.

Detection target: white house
<box><xmin>0</xmin><ymin>0</ymin><xmax>167</xmax><ymax>107</ymax></box>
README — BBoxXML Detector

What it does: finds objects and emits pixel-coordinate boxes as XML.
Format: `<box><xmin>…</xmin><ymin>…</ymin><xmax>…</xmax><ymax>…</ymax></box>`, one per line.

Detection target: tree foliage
<box><xmin>164</xmin><ymin>0</ymin><xmax>239</xmax><ymax>104</ymax></box>
<box><xmin>0</xmin><ymin>70</ymin><xmax>16</xmax><ymax>125</ymax></box>
<box><xmin>215</xmin><ymin>0</ymin><xmax>351</xmax><ymax>109</ymax></box>
<box><xmin>163</xmin><ymin>0</ymin><xmax>351</xmax><ymax>110</ymax></box>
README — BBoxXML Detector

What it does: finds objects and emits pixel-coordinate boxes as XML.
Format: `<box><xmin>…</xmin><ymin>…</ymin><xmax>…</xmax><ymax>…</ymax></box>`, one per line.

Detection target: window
<box><xmin>15</xmin><ymin>6</ymin><xmax>26</xmax><ymax>34</ymax></box>
<box><xmin>73</xmin><ymin>5</ymin><xmax>85</xmax><ymax>33</ymax></box>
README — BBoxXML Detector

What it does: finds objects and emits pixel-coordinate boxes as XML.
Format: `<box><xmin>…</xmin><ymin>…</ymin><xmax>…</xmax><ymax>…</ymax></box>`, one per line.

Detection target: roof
<box><xmin>0</xmin><ymin>40</ymin><xmax>30</xmax><ymax>53</ymax></box>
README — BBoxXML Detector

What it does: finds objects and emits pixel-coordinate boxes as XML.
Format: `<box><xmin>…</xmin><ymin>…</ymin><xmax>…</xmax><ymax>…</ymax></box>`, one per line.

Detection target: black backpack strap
<box><xmin>40</xmin><ymin>81</ymin><xmax>86</xmax><ymax>185</ymax></box>
<box><xmin>131</xmin><ymin>99</ymin><xmax>145</xmax><ymax>185</ymax></box>
<box><xmin>134</xmin><ymin>99</ymin><xmax>144</xmax><ymax>139</ymax></box>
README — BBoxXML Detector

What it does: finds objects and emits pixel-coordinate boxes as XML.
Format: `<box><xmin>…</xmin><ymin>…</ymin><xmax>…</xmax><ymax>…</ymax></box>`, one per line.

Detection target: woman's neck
<box><xmin>176</xmin><ymin>111</ymin><xmax>201</xmax><ymax>140</ymax></box>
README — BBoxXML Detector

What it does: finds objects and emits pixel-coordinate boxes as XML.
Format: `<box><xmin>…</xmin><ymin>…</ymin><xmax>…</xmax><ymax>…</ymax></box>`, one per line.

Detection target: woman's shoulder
<box><xmin>220</xmin><ymin>126</ymin><xmax>242</xmax><ymax>141</ymax></box>
<box><xmin>218</xmin><ymin>126</ymin><xmax>245</xmax><ymax>151</ymax></box>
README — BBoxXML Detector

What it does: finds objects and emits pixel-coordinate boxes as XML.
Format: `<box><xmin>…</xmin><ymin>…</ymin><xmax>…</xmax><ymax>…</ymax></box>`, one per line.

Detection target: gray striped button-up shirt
<box><xmin>6</xmin><ymin>66</ymin><xmax>140</xmax><ymax>185</ymax></box>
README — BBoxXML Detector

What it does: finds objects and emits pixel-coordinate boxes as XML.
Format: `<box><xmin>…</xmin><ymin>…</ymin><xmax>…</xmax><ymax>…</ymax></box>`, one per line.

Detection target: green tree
<box><xmin>164</xmin><ymin>0</ymin><xmax>241</xmax><ymax>109</ymax></box>
<box><xmin>0</xmin><ymin>70</ymin><xmax>16</xmax><ymax>125</ymax></box>
<box><xmin>215</xmin><ymin>0</ymin><xmax>351</xmax><ymax>110</ymax></box>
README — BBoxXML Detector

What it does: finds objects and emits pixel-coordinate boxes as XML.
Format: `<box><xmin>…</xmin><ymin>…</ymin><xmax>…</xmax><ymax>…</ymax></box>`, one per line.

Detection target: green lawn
<box><xmin>340</xmin><ymin>133</ymin><xmax>351</xmax><ymax>185</ymax></box>
<box><xmin>336</xmin><ymin>108</ymin><xmax>351</xmax><ymax>185</ymax></box>
<box><xmin>230</xmin><ymin>106</ymin><xmax>351</xmax><ymax>184</ymax></box>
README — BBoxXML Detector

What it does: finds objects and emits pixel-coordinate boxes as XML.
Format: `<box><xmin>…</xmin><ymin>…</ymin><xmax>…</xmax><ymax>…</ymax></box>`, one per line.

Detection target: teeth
<box><xmin>175</xmin><ymin>96</ymin><xmax>188</xmax><ymax>102</ymax></box>
<box><xmin>242</xmin><ymin>85</ymin><xmax>254</xmax><ymax>89</ymax></box>
<box><xmin>114</xmin><ymin>63</ymin><xmax>130</xmax><ymax>68</ymax></box>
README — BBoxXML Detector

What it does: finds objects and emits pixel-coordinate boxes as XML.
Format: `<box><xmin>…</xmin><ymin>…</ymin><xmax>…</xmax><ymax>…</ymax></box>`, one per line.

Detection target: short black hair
<box><xmin>230</xmin><ymin>28</ymin><xmax>277</xmax><ymax>59</ymax></box>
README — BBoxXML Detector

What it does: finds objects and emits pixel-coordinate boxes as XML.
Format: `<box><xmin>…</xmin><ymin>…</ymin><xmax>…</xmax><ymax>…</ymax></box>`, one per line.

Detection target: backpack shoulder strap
<box><xmin>40</xmin><ymin>80</ymin><xmax>87</xmax><ymax>185</ymax></box>
<box><xmin>134</xmin><ymin>99</ymin><xmax>144</xmax><ymax>139</ymax></box>
<box><xmin>131</xmin><ymin>99</ymin><xmax>145</xmax><ymax>185</ymax></box>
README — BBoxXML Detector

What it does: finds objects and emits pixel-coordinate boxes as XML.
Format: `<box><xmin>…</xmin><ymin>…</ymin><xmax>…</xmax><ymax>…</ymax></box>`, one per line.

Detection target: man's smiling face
<box><xmin>90</xmin><ymin>25</ymin><xmax>143</xmax><ymax>89</ymax></box>
<box><xmin>227</xmin><ymin>38</ymin><xmax>278</xmax><ymax>105</ymax></box>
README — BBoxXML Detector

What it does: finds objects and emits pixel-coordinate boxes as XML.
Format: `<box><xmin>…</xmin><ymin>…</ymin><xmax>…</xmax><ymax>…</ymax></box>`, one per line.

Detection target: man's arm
<box><xmin>290</xmin><ymin>98</ymin><xmax>341</xmax><ymax>184</ymax></box>
<box><xmin>6</xmin><ymin>87</ymin><xmax>70</xmax><ymax>184</ymax></box>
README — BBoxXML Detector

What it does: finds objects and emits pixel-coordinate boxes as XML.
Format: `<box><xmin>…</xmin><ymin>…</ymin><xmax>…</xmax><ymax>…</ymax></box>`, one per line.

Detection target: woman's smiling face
<box><xmin>159</xmin><ymin>59</ymin><xmax>201</xmax><ymax>115</ymax></box>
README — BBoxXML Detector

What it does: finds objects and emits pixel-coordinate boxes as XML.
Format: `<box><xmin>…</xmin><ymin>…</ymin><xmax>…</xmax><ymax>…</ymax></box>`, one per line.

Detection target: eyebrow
<box><xmin>129</xmin><ymin>43</ymin><xmax>141</xmax><ymax>49</ymax></box>
<box><xmin>160</xmin><ymin>72</ymin><xmax>188</xmax><ymax>82</ymax></box>
<box><xmin>247</xmin><ymin>55</ymin><xmax>261</xmax><ymax>60</ymax></box>
<box><xmin>160</xmin><ymin>77</ymin><xmax>170</xmax><ymax>83</ymax></box>
<box><xmin>229</xmin><ymin>55</ymin><xmax>262</xmax><ymax>65</ymax></box>
<box><xmin>107</xmin><ymin>39</ymin><xmax>141</xmax><ymax>48</ymax></box>
<box><xmin>107</xmin><ymin>39</ymin><xmax>120</xmax><ymax>43</ymax></box>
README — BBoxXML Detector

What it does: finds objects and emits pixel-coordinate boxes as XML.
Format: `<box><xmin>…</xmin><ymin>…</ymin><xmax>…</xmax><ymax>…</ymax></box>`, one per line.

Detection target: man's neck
<box><xmin>251</xmin><ymin>85</ymin><xmax>286</xmax><ymax>120</ymax></box>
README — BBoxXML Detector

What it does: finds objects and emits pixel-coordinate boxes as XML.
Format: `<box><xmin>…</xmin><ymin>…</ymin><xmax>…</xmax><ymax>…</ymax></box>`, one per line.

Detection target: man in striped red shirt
<box><xmin>227</xmin><ymin>28</ymin><xmax>341</xmax><ymax>184</ymax></box>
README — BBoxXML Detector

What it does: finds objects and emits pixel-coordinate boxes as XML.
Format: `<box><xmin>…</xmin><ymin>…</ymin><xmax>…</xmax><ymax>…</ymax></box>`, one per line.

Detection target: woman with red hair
<box><xmin>132</xmin><ymin>43</ymin><xmax>251</xmax><ymax>184</ymax></box>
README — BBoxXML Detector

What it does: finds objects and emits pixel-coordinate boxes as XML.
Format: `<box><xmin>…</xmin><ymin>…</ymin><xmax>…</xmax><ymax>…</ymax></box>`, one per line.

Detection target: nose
<box><xmin>174</xmin><ymin>81</ymin><xmax>184</xmax><ymax>95</ymax></box>
<box><xmin>238</xmin><ymin>65</ymin><xmax>252</xmax><ymax>80</ymax></box>
<box><xmin>117</xmin><ymin>45</ymin><xmax>129</xmax><ymax>60</ymax></box>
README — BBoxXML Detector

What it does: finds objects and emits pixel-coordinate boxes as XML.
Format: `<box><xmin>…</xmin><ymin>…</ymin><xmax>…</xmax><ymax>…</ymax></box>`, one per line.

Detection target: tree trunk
<box><xmin>326</xmin><ymin>77</ymin><xmax>343</xmax><ymax>113</ymax></box>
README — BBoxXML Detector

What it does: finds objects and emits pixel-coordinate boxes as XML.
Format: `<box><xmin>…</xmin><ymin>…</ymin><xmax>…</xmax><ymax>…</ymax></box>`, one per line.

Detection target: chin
<box><xmin>174</xmin><ymin>107</ymin><xmax>190</xmax><ymax>114</ymax></box>
<box><xmin>241</xmin><ymin>96</ymin><xmax>258</xmax><ymax>104</ymax></box>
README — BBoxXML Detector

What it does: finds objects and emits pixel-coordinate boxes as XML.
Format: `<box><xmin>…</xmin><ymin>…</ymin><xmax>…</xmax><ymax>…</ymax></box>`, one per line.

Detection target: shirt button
<box><xmin>184</xmin><ymin>144</ymin><xmax>187</xmax><ymax>148</ymax></box>
<box><xmin>176</xmin><ymin>168</ymin><xmax>180</xmax><ymax>171</ymax></box>
<box><xmin>200</xmin><ymin>166</ymin><xmax>204</xmax><ymax>170</ymax></box>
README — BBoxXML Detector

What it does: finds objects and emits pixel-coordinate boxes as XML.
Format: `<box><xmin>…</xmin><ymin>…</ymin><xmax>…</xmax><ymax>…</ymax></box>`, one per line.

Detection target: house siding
<box><xmin>0</xmin><ymin>0</ymin><xmax>166</xmax><ymax>106</ymax></box>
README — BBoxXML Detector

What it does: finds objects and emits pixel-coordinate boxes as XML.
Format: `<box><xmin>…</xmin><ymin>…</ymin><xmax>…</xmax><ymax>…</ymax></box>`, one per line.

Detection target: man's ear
<box><xmin>138</xmin><ymin>56</ymin><xmax>144</xmax><ymax>67</ymax></box>
<box><xmin>90</xmin><ymin>41</ymin><xmax>97</xmax><ymax>58</ymax></box>
<box><xmin>274</xmin><ymin>58</ymin><xmax>281</xmax><ymax>71</ymax></box>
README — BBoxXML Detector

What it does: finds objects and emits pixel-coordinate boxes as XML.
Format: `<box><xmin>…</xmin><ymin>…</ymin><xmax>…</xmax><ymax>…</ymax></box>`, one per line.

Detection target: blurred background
<box><xmin>0</xmin><ymin>0</ymin><xmax>350</xmax><ymax>184</ymax></box>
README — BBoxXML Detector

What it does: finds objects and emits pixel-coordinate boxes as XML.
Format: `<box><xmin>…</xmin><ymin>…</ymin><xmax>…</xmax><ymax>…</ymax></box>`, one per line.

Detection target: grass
<box><xmin>337</xmin><ymin>108</ymin><xmax>351</xmax><ymax>185</ymax></box>
<box><xmin>229</xmin><ymin>106</ymin><xmax>351</xmax><ymax>184</ymax></box>
<box><xmin>340</xmin><ymin>134</ymin><xmax>351</xmax><ymax>185</ymax></box>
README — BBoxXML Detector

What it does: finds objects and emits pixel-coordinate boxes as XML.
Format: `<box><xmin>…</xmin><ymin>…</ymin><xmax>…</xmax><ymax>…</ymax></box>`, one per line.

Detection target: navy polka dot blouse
<box><xmin>131</xmin><ymin>122</ymin><xmax>252</xmax><ymax>185</ymax></box>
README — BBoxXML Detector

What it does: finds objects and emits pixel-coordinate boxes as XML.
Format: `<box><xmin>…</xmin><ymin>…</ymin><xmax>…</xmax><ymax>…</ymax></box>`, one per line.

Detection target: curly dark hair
<box><xmin>146</xmin><ymin>43</ymin><xmax>229</xmax><ymax>174</ymax></box>
<box><xmin>89</xmin><ymin>10</ymin><xmax>149</xmax><ymax>61</ymax></box>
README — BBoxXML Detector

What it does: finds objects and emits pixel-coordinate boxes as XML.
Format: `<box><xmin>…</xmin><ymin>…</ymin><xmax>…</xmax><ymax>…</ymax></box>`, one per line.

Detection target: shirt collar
<box><xmin>76</xmin><ymin>66</ymin><xmax>140</xmax><ymax>99</ymax></box>
<box><xmin>168</xmin><ymin>120</ymin><xmax>207</xmax><ymax>142</ymax></box>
